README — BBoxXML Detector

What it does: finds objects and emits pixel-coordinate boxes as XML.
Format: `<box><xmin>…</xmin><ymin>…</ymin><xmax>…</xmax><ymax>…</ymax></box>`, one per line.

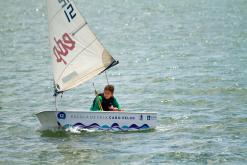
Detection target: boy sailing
<box><xmin>90</xmin><ymin>85</ymin><xmax>122</xmax><ymax>111</ymax></box>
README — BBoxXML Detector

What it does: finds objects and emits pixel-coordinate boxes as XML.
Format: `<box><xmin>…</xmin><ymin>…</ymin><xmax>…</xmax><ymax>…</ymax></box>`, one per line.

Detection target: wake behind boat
<box><xmin>36</xmin><ymin>0</ymin><xmax>157</xmax><ymax>131</ymax></box>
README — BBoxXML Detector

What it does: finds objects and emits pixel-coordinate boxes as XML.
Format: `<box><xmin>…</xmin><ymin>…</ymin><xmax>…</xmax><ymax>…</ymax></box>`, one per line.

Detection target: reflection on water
<box><xmin>40</xmin><ymin>130</ymin><xmax>71</xmax><ymax>138</ymax></box>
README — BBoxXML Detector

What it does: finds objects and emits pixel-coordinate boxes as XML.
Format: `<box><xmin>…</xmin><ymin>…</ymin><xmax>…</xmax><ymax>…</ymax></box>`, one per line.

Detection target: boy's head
<box><xmin>103</xmin><ymin>85</ymin><xmax>114</xmax><ymax>99</ymax></box>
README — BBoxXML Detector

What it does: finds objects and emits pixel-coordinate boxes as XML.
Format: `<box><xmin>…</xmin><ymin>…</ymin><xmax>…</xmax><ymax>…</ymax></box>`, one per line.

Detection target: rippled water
<box><xmin>0</xmin><ymin>0</ymin><xmax>247</xmax><ymax>164</ymax></box>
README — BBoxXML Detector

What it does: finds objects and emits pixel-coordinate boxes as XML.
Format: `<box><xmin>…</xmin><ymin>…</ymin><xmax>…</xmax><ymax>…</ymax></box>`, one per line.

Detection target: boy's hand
<box><xmin>109</xmin><ymin>105</ymin><xmax>118</xmax><ymax>111</ymax></box>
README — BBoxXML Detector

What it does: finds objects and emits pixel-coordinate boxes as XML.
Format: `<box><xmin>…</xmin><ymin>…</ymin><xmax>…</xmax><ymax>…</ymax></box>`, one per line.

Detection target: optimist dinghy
<box><xmin>36</xmin><ymin>0</ymin><xmax>157</xmax><ymax>131</ymax></box>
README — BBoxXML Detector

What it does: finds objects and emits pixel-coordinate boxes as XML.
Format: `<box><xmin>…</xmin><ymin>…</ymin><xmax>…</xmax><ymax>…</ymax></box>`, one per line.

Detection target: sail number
<box><xmin>58</xmin><ymin>0</ymin><xmax>76</xmax><ymax>23</ymax></box>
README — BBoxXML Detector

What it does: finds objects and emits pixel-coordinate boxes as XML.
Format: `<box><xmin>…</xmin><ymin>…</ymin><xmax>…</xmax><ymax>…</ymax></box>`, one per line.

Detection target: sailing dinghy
<box><xmin>36</xmin><ymin>0</ymin><xmax>157</xmax><ymax>131</ymax></box>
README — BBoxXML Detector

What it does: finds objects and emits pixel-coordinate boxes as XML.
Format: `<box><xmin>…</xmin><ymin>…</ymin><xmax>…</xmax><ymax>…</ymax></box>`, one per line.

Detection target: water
<box><xmin>0</xmin><ymin>0</ymin><xmax>247</xmax><ymax>164</ymax></box>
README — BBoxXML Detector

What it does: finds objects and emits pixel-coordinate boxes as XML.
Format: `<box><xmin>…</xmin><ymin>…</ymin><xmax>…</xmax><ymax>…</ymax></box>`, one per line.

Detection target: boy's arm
<box><xmin>90</xmin><ymin>96</ymin><xmax>102</xmax><ymax>111</ymax></box>
<box><xmin>113</xmin><ymin>97</ymin><xmax>121</xmax><ymax>110</ymax></box>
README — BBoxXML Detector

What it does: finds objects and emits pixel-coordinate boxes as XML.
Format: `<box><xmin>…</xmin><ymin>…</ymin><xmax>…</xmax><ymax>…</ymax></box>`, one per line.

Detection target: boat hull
<box><xmin>36</xmin><ymin>110</ymin><xmax>157</xmax><ymax>131</ymax></box>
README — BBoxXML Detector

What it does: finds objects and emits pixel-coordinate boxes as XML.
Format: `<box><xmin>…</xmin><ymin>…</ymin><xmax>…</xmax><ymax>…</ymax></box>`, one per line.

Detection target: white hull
<box><xmin>36</xmin><ymin>110</ymin><xmax>157</xmax><ymax>131</ymax></box>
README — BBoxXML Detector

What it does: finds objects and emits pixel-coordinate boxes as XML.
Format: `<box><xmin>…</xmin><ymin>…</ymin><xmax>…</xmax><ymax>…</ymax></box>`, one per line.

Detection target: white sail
<box><xmin>47</xmin><ymin>0</ymin><xmax>118</xmax><ymax>92</ymax></box>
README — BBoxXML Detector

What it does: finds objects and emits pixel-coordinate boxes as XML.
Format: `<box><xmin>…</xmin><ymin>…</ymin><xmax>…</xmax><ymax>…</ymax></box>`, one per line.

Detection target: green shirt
<box><xmin>90</xmin><ymin>95</ymin><xmax>121</xmax><ymax>111</ymax></box>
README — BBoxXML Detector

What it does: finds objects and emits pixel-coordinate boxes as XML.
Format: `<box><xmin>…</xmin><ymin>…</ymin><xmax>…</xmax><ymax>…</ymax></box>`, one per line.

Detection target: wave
<box><xmin>61</xmin><ymin>122</ymin><xmax>150</xmax><ymax>131</ymax></box>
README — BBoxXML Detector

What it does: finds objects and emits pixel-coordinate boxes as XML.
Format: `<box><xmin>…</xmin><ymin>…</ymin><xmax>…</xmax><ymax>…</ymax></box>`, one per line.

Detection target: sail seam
<box><xmin>48</xmin><ymin>1</ymin><xmax>86</xmax><ymax>28</ymax></box>
<box><xmin>63</xmin><ymin>66</ymin><xmax>106</xmax><ymax>91</ymax></box>
<box><xmin>56</xmin><ymin>38</ymin><xmax>97</xmax><ymax>84</ymax></box>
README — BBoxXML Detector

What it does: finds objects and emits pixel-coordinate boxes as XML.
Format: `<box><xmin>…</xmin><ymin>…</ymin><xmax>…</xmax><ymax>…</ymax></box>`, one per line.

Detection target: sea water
<box><xmin>0</xmin><ymin>0</ymin><xmax>246</xmax><ymax>164</ymax></box>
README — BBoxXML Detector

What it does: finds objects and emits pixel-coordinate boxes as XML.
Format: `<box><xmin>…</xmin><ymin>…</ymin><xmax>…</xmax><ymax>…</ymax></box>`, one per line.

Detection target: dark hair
<box><xmin>104</xmin><ymin>85</ymin><xmax>114</xmax><ymax>94</ymax></box>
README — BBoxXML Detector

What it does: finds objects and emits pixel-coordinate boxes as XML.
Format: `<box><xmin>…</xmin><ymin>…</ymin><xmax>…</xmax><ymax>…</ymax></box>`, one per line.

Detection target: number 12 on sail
<box><xmin>58</xmin><ymin>0</ymin><xmax>76</xmax><ymax>22</ymax></box>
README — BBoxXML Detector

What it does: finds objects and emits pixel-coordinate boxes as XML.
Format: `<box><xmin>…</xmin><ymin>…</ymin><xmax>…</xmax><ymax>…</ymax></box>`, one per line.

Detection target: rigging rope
<box><xmin>105</xmin><ymin>71</ymin><xmax>109</xmax><ymax>85</ymax></box>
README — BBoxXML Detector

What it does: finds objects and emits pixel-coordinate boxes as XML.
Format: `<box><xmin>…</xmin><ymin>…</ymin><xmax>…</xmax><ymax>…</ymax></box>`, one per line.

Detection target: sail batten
<box><xmin>72</xmin><ymin>22</ymin><xmax>87</xmax><ymax>36</ymax></box>
<box><xmin>47</xmin><ymin>0</ymin><xmax>118</xmax><ymax>92</ymax></box>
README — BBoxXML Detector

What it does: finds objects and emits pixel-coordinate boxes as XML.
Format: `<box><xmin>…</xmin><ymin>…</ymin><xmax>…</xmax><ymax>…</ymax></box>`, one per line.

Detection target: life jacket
<box><xmin>93</xmin><ymin>93</ymin><xmax>115</xmax><ymax>111</ymax></box>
